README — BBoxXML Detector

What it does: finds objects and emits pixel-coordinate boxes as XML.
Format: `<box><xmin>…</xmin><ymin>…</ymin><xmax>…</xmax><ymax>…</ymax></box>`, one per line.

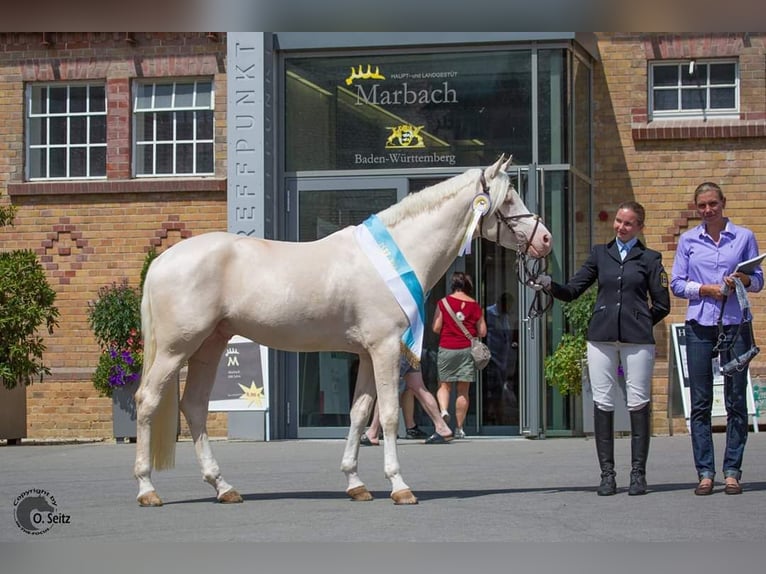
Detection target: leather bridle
<box><xmin>477</xmin><ymin>172</ymin><xmax>553</xmax><ymax>319</ymax></box>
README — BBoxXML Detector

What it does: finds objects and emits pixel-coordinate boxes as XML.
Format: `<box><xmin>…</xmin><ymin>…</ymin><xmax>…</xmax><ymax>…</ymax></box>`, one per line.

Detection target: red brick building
<box><xmin>2</xmin><ymin>32</ymin><xmax>765</xmax><ymax>441</ymax></box>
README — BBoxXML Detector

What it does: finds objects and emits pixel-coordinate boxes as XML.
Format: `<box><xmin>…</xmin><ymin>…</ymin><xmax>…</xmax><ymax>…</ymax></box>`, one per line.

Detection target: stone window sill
<box><xmin>7</xmin><ymin>178</ymin><xmax>226</xmax><ymax>197</ymax></box>
<box><xmin>632</xmin><ymin>119</ymin><xmax>766</xmax><ymax>141</ymax></box>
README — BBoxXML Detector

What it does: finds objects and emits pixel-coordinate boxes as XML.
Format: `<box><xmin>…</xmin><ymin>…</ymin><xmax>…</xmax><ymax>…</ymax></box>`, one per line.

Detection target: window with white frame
<box><xmin>649</xmin><ymin>60</ymin><xmax>738</xmax><ymax>119</ymax></box>
<box><xmin>26</xmin><ymin>83</ymin><xmax>107</xmax><ymax>180</ymax></box>
<box><xmin>133</xmin><ymin>80</ymin><xmax>214</xmax><ymax>176</ymax></box>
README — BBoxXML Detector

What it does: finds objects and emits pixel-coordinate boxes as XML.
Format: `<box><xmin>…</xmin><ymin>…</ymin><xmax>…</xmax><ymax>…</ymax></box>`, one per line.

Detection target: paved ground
<box><xmin>2</xmin><ymin>432</ymin><xmax>766</xmax><ymax>545</ymax></box>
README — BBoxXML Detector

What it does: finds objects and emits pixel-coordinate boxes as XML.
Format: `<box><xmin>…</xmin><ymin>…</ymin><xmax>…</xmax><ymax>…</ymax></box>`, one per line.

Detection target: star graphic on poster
<box><xmin>237</xmin><ymin>380</ymin><xmax>265</xmax><ymax>408</ymax></box>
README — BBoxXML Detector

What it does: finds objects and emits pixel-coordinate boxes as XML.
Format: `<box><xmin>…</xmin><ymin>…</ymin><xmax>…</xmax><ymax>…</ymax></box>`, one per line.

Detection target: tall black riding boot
<box><xmin>628</xmin><ymin>404</ymin><xmax>651</xmax><ymax>496</ymax></box>
<box><xmin>594</xmin><ymin>405</ymin><xmax>616</xmax><ymax>496</ymax></box>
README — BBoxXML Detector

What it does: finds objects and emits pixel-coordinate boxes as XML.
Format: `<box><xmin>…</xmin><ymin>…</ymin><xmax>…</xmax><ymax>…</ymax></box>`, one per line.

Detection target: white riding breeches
<box><xmin>586</xmin><ymin>341</ymin><xmax>655</xmax><ymax>412</ymax></box>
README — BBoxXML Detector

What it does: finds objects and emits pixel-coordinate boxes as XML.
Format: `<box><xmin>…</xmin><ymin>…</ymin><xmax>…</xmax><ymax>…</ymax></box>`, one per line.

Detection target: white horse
<box><xmin>134</xmin><ymin>154</ymin><xmax>551</xmax><ymax>506</ymax></box>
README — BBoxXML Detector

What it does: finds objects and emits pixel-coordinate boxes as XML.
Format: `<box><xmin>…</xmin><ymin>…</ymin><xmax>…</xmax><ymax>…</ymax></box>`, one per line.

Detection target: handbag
<box><xmin>440</xmin><ymin>297</ymin><xmax>491</xmax><ymax>370</ymax></box>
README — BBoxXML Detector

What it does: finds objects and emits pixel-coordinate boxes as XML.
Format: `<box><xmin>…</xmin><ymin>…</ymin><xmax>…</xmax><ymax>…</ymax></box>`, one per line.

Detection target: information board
<box><xmin>209</xmin><ymin>335</ymin><xmax>269</xmax><ymax>412</ymax></box>
<box><xmin>669</xmin><ymin>323</ymin><xmax>758</xmax><ymax>433</ymax></box>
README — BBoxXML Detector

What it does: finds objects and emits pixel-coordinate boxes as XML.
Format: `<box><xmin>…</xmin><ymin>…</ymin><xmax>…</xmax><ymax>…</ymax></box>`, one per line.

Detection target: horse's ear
<box><xmin>500</xmin><ymin>154</ymin><xmax>513</xmax><ymax>172</ymax></box>
<box><xmin>485</xmin><ymin>154</ymin><xmax>506</xmax><ymax>180</ymax></box>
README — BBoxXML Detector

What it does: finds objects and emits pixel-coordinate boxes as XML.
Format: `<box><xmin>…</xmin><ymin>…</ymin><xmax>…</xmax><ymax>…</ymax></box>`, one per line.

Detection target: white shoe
<box><xmin>454</xmin><ymin>428</ymin><xmax>466</xmax><ymax>439</ymax></box>
<box><xmin>441</xmin><ymin>410</ymin><xmax>450</xmax><ymax>423</ymax></box>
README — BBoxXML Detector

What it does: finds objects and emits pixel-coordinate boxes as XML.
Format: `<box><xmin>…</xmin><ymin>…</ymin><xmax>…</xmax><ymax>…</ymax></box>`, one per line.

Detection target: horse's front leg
<box><xmin>379</xmin><ymin>393</ymin><xmax>417</xmax><ymax>504</ymax></box>
<box><xmin>374</xmin><ymin>349</ymin><xmax>417</xmax><ymax>505</ymax></box>
<box><xmin>181</xmin><ymin>337</ymin><xmax>242</xmax><ymax>503</ymax></box>
<box><xmin>342</xmin><ymin>353</ymin><xmax>375</xmax><ymax>501</ymax></box>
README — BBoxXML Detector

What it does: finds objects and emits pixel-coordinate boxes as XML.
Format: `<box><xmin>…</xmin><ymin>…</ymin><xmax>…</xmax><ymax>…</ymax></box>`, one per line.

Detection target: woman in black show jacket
<box><xmin>536</xmin><ymin>201</ymin><xmax>670</xmax><ymax>496</ymax></box>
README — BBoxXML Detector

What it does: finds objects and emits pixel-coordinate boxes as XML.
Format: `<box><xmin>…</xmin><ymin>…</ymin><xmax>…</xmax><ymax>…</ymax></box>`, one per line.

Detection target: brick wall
<box><xmin>0</xmin><ymin>32</ymin><xmax>230</xmax><ymax>440</ymax></box>
<box><xmin>594</xmin><ymin>33</ymin><xmax>766</xmax><ymax>434</ymax></box>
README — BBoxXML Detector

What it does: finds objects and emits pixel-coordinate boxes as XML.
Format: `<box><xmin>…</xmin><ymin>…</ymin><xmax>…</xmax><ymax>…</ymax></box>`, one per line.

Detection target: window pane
<box><xmin>89</xmin><ymin>85</ymin><xmax>106</xmax><ymax>112</ymax></box>
<box><xmin>90</xmin><ymin>146</ymin><xmax>106</xmax><ymax>177</ymax></box>
<box><xmin>70</xmin><ymin>116</ymin><xmax>87</xmax><ymax>144</ymax></box>
<box><xmin>176</xmin><ymin>143</ymin><xmax>193</xmax><ymax>173</ymax></box>
<box><xmin>70</xmin><ymin>86</ymin><xmax>87</xmax><ymax>113</ymax></box>
<box><xmin>29</xmin><ymin>117</ymin><xmax>47</xmax><ymax>145</ymax></box>
<box><xmin>29</xmin><ymin>148</ymin><xmax>46</xmax><ymax>178</ymax></box>
<box><xmin>710</xmin><ymin>87</ymin><xmax>735</xmax><ymax>109</ymax></box>
<box><xmin>49</xmin><ymin>117</ymin><xmax>67</xmax><ymax>144</ymax></box>
<box><xmin>156</xmin><ymin>143</ymin><xmax>173</xmax><ymax>174</ymax></box>
<box><xmin>196</xmin><ymin>82</ymin><xmax>212</xmax><ymax>107</ymax></box>
<box><xmin>49</xmin><ymin>87</ymin><xmax>68</xmax><ymax>113</ymax></box>
<box><xmin>710</xmin><ymin>63</ymin><xmax>735</xmax><ymax>84</ymax></box>
<box><xmin>175</xmin><ymin>83</ymin><xmax>194</xmax><ymax>107</ymax></box>
<box><xmin>90</xmin><ymin>116</ymin><xmax>106</xmax><ymax>143</ymax></box>
<box><xmin>155</xmin><ymin>84</ymin><xmax>173</xmax><ymax>108</ymax></box>
<box><xmin>653</xmin><ymin>65</ymin><xmax>678</xmax><ymax>87</ymax></box>
<box><xmin>70</xmin><ymin>147</ymin><xmax>86</xmax><ymax>177</ymax></box>
<box><xmin>197</xmin><ymin>110</ymin><xmax>213</xmax><ymax>139</ymax></box>
<box><xmin>136</xmin><ymin>84</ymin><xmax>153</xmax><ymax>110</ymax></box>
<box><xmin>156</xmin><ymin>111</ymin><xmax>173</xmax><ymax>140</ymax></box>
<box><xmin>136</xmin><ymin>143</ymin><xmax>153</xmax><ymax>175</ymax></box>
<box><xmin>681</xmin><ymin>88</ymin><xmax>706</xmax><ymax>109</ymax></box>
<box><xmin>197</xmin><ymin>143</ymin><xmax>213</xmax><ymax>173</ymax></box>
<box><xmin>135</xmin><ymin>113</ymin><xmax>153</xmax><ymax>142</ymax></box>
<box><xmin>176</xmin><ymin>110</ymin><xmax>193</xmax><ymax>140</ymax></box>
<box><xmin>681</xmin><ymin>64</ymin><xmax>707</xmax><ymax>85</ymax></box>
<box><xmin>653</xmin><ymin>90</ymin><xmax>677</xmax><ymax>111</ymax></box>
<box><xmin>31</xmin><ymin>86</ymin><xmax>47</xmax><ymax>114</ymax></box>
<box><xmin>50</xmin><ymin>148</ymin><xmax>67</xmax><ymax>177</ymax></box>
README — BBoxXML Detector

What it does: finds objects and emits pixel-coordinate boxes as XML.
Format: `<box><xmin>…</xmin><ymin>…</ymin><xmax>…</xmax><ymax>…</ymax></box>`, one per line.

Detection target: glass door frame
<box><xmin>284</xmin><ymin>176</ymin><xmax>409</xmax><ymax>438</ymax></box>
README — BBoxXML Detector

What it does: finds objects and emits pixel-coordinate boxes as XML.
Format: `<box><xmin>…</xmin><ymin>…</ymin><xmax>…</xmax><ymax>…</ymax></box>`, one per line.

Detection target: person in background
<box><xmin>485</xmin><ymin>292</ymin><xmax>518</xmax><ymax>425</ymax></box>
<box><xmin>360</xmin><ymin>355</ymin><xmax>454</xmax><ymax>445</ymax></box>
<box><xmin>670</xmin><ymin>181</ymin><xmax>763</xmax><ymax>496</ymax></box>
<box><xmin>535</xmin><ymin>201</ymin><xmax>670</xmax><ymax>495</ymax></box>
<box><xmin>433</xmin><ymin>272</ymin><xmax>487</xmax><ymax>439</ymax></box>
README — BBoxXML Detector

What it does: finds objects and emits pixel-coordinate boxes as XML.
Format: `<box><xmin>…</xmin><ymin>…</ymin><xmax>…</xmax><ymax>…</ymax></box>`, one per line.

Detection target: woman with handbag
<box><xmin>432</xmin><ymin>272</ymin><xmax>487</xmax><ymax>439</ymax></box>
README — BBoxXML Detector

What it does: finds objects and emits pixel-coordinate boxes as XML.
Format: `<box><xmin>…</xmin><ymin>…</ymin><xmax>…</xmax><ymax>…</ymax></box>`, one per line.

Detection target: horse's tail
<box><xmin>139</xmin><ymin>277</ymin><xmax>178</xmax><ymax>471</ymax></box>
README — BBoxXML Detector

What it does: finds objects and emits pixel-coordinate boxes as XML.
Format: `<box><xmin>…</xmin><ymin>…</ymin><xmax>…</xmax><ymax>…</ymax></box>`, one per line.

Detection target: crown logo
<box><xmin>345</xmin><ymin>64</ymin><xmax>386</xmax><ymax>86</ymax></box>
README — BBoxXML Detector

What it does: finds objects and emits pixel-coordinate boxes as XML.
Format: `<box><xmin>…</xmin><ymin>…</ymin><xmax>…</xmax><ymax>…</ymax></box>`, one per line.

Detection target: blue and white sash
<box><xmin>354</xmin><ymin>215</ymin><xmax>425</xmax><ymax>368</ymax></box>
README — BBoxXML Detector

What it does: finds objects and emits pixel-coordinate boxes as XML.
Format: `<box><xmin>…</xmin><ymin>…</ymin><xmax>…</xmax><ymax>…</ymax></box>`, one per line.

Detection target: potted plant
<box><xmin>544</xmin><ymin>286</ymin><xmax>630</xmax><ymax>433</ymax></box>
<box><xmin>1</xmin><ymin>205</ymin><xmax>60</xmax><ymax>443</ymax></box>
<box><xmin>87</xmin><ymin>249</ymin><xmax>157</xmax><ymax>441</ymax></box>
<box><xmin>544</xmin><ymin>287</ymin><xmax>596</xmax><ymax>397</ymax></box>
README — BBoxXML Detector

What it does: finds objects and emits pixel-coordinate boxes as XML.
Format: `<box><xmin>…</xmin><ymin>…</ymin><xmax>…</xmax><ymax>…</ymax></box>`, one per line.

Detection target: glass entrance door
<box><xmin>477</xmin><ymin>166</ymin><xmax>570</xmax><ymax>437</ymax></box>
<box><xmin>285</xmin><ymin>177</ymin><xmax>408</xmax><ymax>438</ymax></box>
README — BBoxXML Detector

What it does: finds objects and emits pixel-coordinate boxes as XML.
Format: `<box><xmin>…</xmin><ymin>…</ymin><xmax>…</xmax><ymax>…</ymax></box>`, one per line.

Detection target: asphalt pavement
<box><xmin>2</xmin><ymin>432</ymin><xmax>766</xmax><ymax>544</ymax></box>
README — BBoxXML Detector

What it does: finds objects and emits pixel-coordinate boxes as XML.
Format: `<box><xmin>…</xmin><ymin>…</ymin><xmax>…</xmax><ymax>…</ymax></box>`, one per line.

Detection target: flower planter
<box><xmin>112</xmin><ymin>379</ymin><xmax>139</xmax><ymax>442</ymax></box>
<box><xmin>0</xmin><ymin>384</ymin><xmax>27</xmax><ymax>444</ymax></box>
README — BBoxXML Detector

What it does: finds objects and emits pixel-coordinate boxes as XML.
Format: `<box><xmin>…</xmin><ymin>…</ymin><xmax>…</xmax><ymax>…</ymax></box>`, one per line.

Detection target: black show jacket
<box><xmin>549</xmin><ymin>239</ymin><xmax>671</xmax><ymax>344</ymax></box>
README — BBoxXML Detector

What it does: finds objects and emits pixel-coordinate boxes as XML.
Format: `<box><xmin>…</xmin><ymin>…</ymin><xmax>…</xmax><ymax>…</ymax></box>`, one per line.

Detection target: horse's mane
<box><xmin>376</xmin><ymin>167</ymin><xmax>511</xmax><ymax>228</ymax></box>
<box><xmin>376</xmin><ymin>169</ymin><xmax>481</xmax><ymax>227</ymax></box>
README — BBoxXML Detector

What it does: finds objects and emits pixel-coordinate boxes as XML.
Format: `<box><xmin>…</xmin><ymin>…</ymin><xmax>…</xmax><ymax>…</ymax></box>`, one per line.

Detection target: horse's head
<box><xmin>480</xmin><ymin>155</ymin><xmax>552</xmax><ymax>259</ymax></box>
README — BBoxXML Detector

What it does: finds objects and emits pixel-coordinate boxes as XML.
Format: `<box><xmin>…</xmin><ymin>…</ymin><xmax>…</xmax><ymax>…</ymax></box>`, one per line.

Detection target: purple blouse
<box><xmin>671</xmin><ymin>219</ymin><xmax>763</xmax><ymax>326</ymax></box>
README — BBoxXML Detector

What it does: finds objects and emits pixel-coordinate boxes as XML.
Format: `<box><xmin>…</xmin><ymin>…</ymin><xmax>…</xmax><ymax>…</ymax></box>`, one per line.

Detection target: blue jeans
<box><xmin>684</xmin><ymin>321</ymin><xmax>751</xmax><ymax>481</ymax></box>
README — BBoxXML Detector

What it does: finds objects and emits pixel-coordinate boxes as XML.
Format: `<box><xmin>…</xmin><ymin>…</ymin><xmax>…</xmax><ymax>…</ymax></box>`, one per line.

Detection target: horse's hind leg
<box><xmin>181</xmin><ymin>333</ymin><xmax>242</xmax><ymax>503</ymax></box>
<box><xmin>134</xmin><ymin>352</ymin><xmax>184</xmax><ymax>507</ymax></box>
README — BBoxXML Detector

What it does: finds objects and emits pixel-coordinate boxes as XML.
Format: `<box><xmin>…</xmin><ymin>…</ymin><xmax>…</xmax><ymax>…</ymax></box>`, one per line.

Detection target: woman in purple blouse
<box><xmin>671</xmin><ymin>182</ymin><xmax>763</xmax><ymax>496</ymax></box>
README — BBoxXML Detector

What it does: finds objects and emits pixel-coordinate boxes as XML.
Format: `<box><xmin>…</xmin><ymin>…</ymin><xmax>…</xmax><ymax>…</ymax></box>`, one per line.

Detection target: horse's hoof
<box><xmin>391</xmin><ymin>488</ymin><xmax>418</xmax><ymax>505</ymax></box>
<box><xmin>137</xmin><ymin>491</ymin><xmax>163</xmax><ymax>507</ymax></box>
<box><xmin>347</xmin><ymin>485</ymin><xmax>374</xmax><ymax>501</ymax></box>
<box><xmin>218</xmin><ymin>489</ymin><xmax>243</xmax><ymax>503</ymax></box>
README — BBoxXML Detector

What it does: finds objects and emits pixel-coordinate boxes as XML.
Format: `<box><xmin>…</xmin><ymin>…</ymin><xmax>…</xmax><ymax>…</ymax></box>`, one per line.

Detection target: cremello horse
<box><xmin>134</xmin><ymin>154</ymin><xmax>551</xmax><ymax>506</ymax></box>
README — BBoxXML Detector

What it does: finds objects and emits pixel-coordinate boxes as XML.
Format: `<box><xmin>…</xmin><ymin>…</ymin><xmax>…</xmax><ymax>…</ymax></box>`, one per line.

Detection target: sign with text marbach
<box><xmin>209</xmin><ymin>335</ymin><xmax>269</xmax><ymax>412</ymax></box>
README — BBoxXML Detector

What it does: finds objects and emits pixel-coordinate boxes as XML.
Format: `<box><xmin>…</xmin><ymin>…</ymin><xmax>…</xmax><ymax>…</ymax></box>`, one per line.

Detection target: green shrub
<box><xmin>0</xmin><ymin>206</ymin><xmax>60</xmax><ymax>389</ymax></box>
<box><xmin>87</xmin><ymin>249</ymin><xmax>157</xmax><ymax>398</ymax></box>
<box><xmin>544</xmin><ymin>287</ymin><xmax>596</xmax><ymax>396</ymax></box>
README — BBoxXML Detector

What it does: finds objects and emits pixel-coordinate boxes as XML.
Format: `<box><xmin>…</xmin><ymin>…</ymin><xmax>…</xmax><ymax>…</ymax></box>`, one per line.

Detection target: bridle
<box><xmin>477</xmin><ymin>172</ymin><xmax>553</xmax><ymax>320</ymax></box>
